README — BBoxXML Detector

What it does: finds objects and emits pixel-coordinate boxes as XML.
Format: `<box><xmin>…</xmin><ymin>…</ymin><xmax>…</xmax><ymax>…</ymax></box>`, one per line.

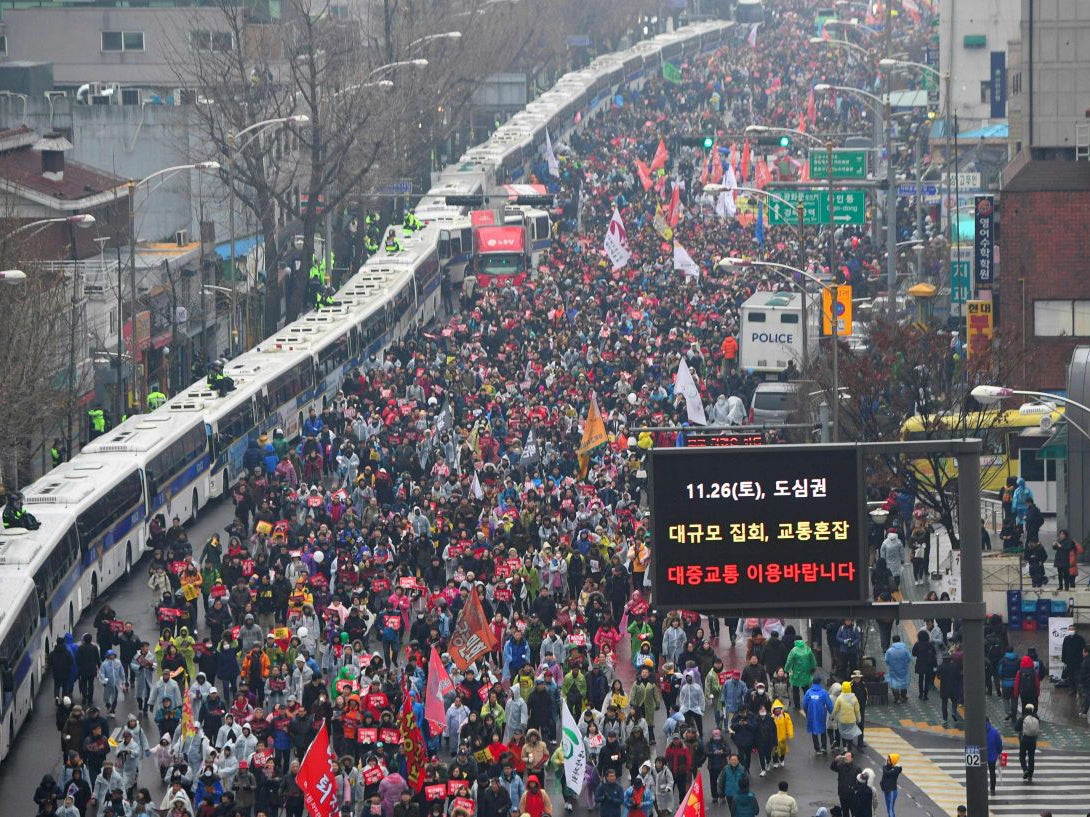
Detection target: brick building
<box><xmin>998</xmin><ymin>152</ymin><xmax>1090</xmax><ymax>390</ymax></box>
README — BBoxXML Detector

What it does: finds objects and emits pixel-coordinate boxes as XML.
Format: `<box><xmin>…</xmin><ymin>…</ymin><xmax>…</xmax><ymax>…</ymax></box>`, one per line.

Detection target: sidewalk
<box><xmin>861</xmin><ymin>525</ymin><xmax>1090</xmax><ymax>751</ymax></box>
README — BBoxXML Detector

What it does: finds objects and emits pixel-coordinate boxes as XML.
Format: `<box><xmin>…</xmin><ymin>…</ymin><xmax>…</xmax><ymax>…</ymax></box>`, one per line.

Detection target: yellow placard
<box><xmin>822</xmin><ymin>285</ymin><xmax>853</xmax><ymax>336</ymax></box>
<box><xmin>966</xmin><ymin>299</ymin><xmax>993</xmax><ymax>358</ymax></box>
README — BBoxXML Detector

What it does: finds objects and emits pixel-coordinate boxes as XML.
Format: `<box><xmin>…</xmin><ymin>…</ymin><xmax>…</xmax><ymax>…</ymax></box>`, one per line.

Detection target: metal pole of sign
<box><xmin>956</xmin><ymin>449</ymin><xmax>989</xmax><ymax>816</ymax></box>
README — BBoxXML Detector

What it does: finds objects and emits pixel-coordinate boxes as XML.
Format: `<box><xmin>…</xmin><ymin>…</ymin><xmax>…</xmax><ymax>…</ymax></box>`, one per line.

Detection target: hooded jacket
<box><xmin>784</xmin><ymin>640</ymin><xmax>816</xmax><ymax>687</ymax></box>
<box><xmin>1014</xmin><ymin>655</ymin><xmax>1040</xmax><ymax>701</ymax></box>
<box><xmin>880</xmin><ymin>532</ymin><xmax>905</xmax><ymax>568</ymax></box>
<box><xmin>771</xmin><ymin>700</ymin><xmax>794</xmax><ymax>744</ymax></box>
<box><xmin>802</xmin><ymin>681</ymin><xmax>833</xmax><ymax>734</ymax></box>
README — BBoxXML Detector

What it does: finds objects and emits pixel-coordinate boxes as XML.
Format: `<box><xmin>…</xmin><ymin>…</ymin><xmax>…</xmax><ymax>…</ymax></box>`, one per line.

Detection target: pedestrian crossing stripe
<box><xmin>925</xmin><ymin>746</ymin><xmax>1090</xmax><ymax>816</ymax></box>
<box><xmin>861</xmin><ymin>728</ymin><xmax>966</xmax><ymax>817</ymax></box>
<box><xmin>897</xmin><ymin>720</ymin><xmax>1045</xmax><ymax>747</ymax></box>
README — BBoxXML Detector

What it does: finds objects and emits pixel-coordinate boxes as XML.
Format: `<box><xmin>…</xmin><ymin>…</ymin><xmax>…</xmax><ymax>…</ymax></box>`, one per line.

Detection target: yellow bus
<box><xmin>899</xmin><ymin>406</ymin><xmax>1065</xmax><ymax>492</ymax></box>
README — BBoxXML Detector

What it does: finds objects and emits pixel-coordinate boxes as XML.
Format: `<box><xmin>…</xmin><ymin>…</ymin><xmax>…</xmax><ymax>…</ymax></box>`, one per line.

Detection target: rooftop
<box><xmin>0</xmin><ymin>125</ymin><xmax>125</xmax><ymax>209</ymax></box>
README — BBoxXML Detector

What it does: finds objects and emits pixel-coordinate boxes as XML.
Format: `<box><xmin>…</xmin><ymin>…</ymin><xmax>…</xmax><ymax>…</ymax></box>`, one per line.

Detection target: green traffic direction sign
<box><xmin>765</xmin><ymin>188</ymin><xmax>868</xmax><ymax>226</ymax></box>
<box><xmin>809</xmin><ymin>148</ymin><xmax>869</xmax><ymax>179</ymax></box>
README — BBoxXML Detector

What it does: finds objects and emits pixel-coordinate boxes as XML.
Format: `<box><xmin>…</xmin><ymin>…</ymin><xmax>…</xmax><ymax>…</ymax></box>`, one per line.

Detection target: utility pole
<box><xmin>797</xmin><ymin>201</ymin><xmax>807</xmax><ymax>368</ymax></box>
<box><xmin>826</xmin><ymin>140</ymin><xmax>839</xmax><ymax>443</ymax></box>
<box><xmin>885</xmin><ymin>99</ymin><xmax>897</xmax><ymax>313</ymax></box>
<box><xmin>128</xmin><ymin>180</ymin><xmax>140</xmax><ymax>414</ymax></box>
<box><xmin>227</xmin><ymin>129</ymin><xmax>237</xmax><ymax>357</ymax></box>
<box><xmin>67</xmin><ymin>221</ymin><xmax>79</xmax><ymax>450</ymax></box>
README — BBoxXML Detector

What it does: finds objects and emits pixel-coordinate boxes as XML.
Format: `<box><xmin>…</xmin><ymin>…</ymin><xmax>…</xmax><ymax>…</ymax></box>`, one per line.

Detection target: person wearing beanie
<box><xmin>880</xmin><ymin>754</ymin><xmax>902</xmax><ymax>817</ymax></box>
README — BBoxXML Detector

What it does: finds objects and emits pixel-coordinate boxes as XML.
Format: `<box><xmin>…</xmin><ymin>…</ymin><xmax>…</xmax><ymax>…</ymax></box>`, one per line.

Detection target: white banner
<box><xmin>603</xmin><ymin>208</ymin><xmax>631</xmax><ymax>270</ymax></box>
<box><xmin>1048</xmin><ymin>616</ymin><xmax>1075</xmax><ymax>681</ymax></box>
<box><xmin>545</xmin><ymin>128</ymin><xmax>560</xmax><ymax>178</ymax></box>
<box><xmin>561</xmin><ymin>698</ymin><xmax>587</xmax><ymax>794</ymax></box>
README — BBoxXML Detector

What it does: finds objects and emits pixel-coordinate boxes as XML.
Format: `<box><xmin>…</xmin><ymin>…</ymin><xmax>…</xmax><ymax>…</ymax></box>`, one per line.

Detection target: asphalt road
<box><xmin>0</xmin><ymin>495</ymin><xmax>946</xmax><ymax>816</ymax></box>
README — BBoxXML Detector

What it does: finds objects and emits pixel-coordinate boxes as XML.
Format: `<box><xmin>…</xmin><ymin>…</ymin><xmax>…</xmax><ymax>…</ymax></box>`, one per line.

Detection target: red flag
<box><xmin>399</xmin><ymin>676</ymin><xmax>427</xmax><ymax>791</ymax></box>
<box><xmin>699</xmin><ymin>151</ymin><xmax>710</xmax><ymax>186</ymax></box>
<box><xmin>754</xmin><ymin>158</ymin><xmax>772</xmax><ymax>189</ymax></box>
<box><xmin>710</xmin><ymin>147</ymin><xmax>723</xmax><ymax>184</ymax></box>
<box><xmin>635</xmin><ymin>159</ymin><xmax>653</xmax><ymax>191</ymax></box>
<box><xmin>800</xmin><ymin>159</ymin><xmax>810</xmax><ymax>182</ymax></box>
<box><xmin>807</xmin><ymin>87</ymin><xmax>817</xmax><ymax>127</ymax></box>
<box><xmin>449</xmin><ymin>586</ymin><xmax>498</xmax><ymax>670</ymax></box>
<box><xmin>798</xmin><ymin>113</ymin><xmax>807</xmax><ymax>135</ymax></box>
<box><xmin>674</xmin><ymin>773</ymin><xmax>706</xmax><ymax>817</ymax></box>
<box><xmin>296</xmin><ymin>721</ymin><xmax>338</xmax><ymax>817</ymax></box>
<box><xmin>666</xmin><ymin>186</ymin><xmax>681</xmax><ymax>228</ymax></box>
<box><xmin>425</xmin><ymin>646</ymin><xmax>454</xmax><ymax>736</ymax></box>
<box><xmin>650</xmin><ymin>138</ymin><xmax>669</xmax><ymax>173</ymax></box>
<box><xmin>740</xmin><ymin>140</ymin><xmax>751</xmax><ymax>182</ymax></box>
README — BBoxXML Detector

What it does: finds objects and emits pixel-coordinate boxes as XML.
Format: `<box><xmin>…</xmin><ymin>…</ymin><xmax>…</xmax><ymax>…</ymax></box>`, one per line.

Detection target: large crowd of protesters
<box><xmin>29</xmin><ymin>3</ymin><xmax>975</xmax><ymax>817</ymax></box>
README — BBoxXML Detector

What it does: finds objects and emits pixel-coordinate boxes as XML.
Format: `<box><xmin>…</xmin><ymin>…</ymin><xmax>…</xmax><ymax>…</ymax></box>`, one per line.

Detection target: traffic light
<box><xmin>778</xmin><ymin>135</ymin><xmax>791</xmax><ymax>147</ymax></box>
<box><xmin>677</xmin><ymin>135</ymin><xmax>715</xmax><ymax>149</ymax></box>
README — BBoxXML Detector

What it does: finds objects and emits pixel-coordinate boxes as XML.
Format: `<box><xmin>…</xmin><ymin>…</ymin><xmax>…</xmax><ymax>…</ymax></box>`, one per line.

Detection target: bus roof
<box><xmin>0</xmin><ymin>508</ymin><xmax>73</xmax><ymax>566</ymax></box>
<box><xmin>81</xmin><ymin>411</ymin><xmax>204</xmax><ymax>456</ymax></box>
<box><xmin>900</xmin><ymin>406</ymin><xmax>1065</xmax><ymax>432</ymax></box>
<box><xmin>21</xmin><ymin>455</ymin><xmax>139</xmax><ymax>510</ymax></box>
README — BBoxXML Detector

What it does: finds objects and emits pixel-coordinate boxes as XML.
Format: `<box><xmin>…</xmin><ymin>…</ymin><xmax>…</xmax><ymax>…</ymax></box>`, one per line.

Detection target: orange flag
<box><xmin>635</xmin><ymin>159</ymin><xmax>653</xmax><ymax>191</ymax></box>
<box><xmin>577</xmin><ymin>392</ymin><xmax>608</xmax><ymax>479</ymax></box>
<box><xmin>399</xmin><ymin>676</ymin><xmax>427</xmax><ymax>791</ymax></box>
<box><xmin>448</xmin><ymin>587</ymin><xmax>498</xmax><ymax>670</ymax></box>
<box><xmin>740</xmin><ymin>140</ymin><xmax>752</xmax><ymax>182</ymax></box>
<box><xmin>650</xmin><ymin>138</ymin><xmax>669</xmax><ymax>173</ymax></box>
<box><xmin>666</xmin><ymin>186</ymin><xmax>681</xmax><ymax>228</ymax></box>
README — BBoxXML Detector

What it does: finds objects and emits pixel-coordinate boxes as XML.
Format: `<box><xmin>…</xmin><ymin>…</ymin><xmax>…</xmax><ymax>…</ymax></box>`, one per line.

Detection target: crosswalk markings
<box><xmin>896</xmin><ymin>719</ymin><xmax>1046</xmax><ymax>747</ymax></box>
<box><xmin>925</xmin><ymin>746</ymin><xmax>1090</xmax><ymax>816</ymax></box>
<box><xmin>862</xmin><ymin>728</ymin><xmax>967</xmax><ymax>817</ymax></box>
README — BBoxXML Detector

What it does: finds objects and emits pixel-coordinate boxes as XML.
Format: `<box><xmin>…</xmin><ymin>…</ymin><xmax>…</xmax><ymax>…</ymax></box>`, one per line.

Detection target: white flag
<box><xmin>561</xmin><ymin>698</ymin><xmax>587</xmax><ymax>794</ymax></box>
<box><xmin>673</xmin><ymin>242</ymin><xmax>700</xmax><ymax>280</ymax></box>
<box><xmin>603</xmin><ymin>208</ymin><xmax>631</xmax><ymax>270</ymax></box>
<box><xmin>715</xmin><ymin>190</ymin><xmax>737</xmax><ymax>219</ymax></box>
<box><xmin>470</xmin><ymin>471</ymin><xmax>484</xmax><ymax>500</ymax></box>
<box><xmin>747</xmin><ymin>23</ymin><xmax>760</xmax><ymax>48</ymax></box>
<box><xmin>544</xmin><ymin>128</ymin><xmax>560</xmax><ymax>178</ymax></box>
<box><xmin>675</xmin><ymin>357</ymin><xmax>707</xmax><ymax>425</ymax></box>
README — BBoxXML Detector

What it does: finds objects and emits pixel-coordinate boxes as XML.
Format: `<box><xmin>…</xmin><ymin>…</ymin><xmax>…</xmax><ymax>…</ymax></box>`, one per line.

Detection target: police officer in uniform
<box><xmin>206</xmin><ymin>359</ymin><xmax>235</xmax><ymax>397</ymax></box>
<box><xmin>87</xmin><ymin>406</ymin><xmax>107</xmax><ymax>439</ymax></box>
<box><xmin>384</xmin><ymin>230</ymin><xmax>401</xmax><ymax>253</ymax></box>
<box><xmin>2</xmin><ymin>491</ymin><xmax>40</xmax><ymax>530</ymax></box>
<box><xmin>51</xmin><ymin>438</ymin><xmax>65</xmax><ymax>469</ymax></box>
<box><xmin>147</xmin><ymin>389</ymin><xmax>168</xmax><ymax>410</ymax></box>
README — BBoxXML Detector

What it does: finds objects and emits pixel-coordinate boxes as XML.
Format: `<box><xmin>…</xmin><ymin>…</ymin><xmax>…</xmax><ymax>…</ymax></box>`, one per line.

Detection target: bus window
<box><xmin>438</xmin><ymin>230</ymin><xmax>451</xmax><ymax>259</ymax></box>
<box><xmin>535</xmin><ymin>215</ymin><xmax>550</xmax><ymax>240</ymax></box>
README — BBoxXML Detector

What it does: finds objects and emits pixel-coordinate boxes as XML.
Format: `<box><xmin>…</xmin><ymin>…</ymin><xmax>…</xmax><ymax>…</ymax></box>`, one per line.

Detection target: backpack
<box><xmin>1018</xmin><ymin>667</ymin><xmax>1036</xmax><ymax>699</ymax></box>
<box><xmin>1021</xmin><ymin>714</ymin><xmax>1040</xmax><ymax>738</ymax></box>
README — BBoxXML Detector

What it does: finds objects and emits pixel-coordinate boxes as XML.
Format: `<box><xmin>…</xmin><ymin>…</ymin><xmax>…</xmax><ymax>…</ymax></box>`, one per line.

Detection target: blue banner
<box><xmin>990</xmin><ymin>51</ymin><xmax>1007</xmax><ymax>119</ymax></box>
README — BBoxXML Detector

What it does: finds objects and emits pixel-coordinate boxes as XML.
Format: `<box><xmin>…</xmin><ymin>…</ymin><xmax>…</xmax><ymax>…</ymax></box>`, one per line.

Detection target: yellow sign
<box><xmin>966</xmin><ymin>299</ymin><xmax>994</xmax><ymax>358</ymax></box>
<box><xmin>822</xmin><ymin>285</ymin><xmax>852</xmax><ymax>336</ymax></box>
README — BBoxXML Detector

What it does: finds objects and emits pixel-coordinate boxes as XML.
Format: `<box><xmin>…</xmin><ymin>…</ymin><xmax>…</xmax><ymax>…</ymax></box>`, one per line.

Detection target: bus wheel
<box><xmin>125</xmin><ymin>546</ymin><xmax>133</xmax><ymax>576</ymax></box>
<box><xmin>68</xmin><ymin>603</ymin><xmax>74</xmax><ymax>633</ymax></box>
<box><xmin>90</xmin><ymin>573</ymin><xmax>99</xmax><ymax>604</ymax></box>
<box><xmin>191</xmin><ymin>490</ymin><xmax>199</xmax><ymax>524</ymax></box>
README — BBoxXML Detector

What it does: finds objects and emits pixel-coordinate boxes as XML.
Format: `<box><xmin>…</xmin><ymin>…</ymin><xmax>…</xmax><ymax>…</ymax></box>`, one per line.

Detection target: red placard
<box><xmin>448</xmin><ymin>546</ymin><xmax>464</xmax><ymax>557</ymax></box>
<box><xmin>506</xmin><ymin>558</ymin><xmax>521</xmax><ymax>570</ymax></box>
<box><xmin>362</xmin><ymin>765</ymin><xmax>385</xmax><ymax>785</ymax></box>
<box><xmin>569</xmin><ymin>633</ymin><xmax>587</xmax><ymax>646</ymax></box>
<box><xmin>447</xmin><ymin>781</ymin><xmax>466</xmax><ymax>796</ymax></box>
<box><xmin>493</xmin><ymin>587</ymin><xmax>513</xmax><ymax>602</ymax></box>
<box><xmin>209</xmin><ymin>584</ymin><xmax>228</xmax><ymax>598</ymax></box>
<box><xmin>493</xmin><ymin>564</ymin><xmax>510</xmax><ymax>579</ymax></box>
<box><xmin>379</xmin><ymin>727</ymin><xmax>401</xmax><ymax>744</ymax></box>
<box><xmin>425</xmin><ymin>785</ymin><xmax>447</xmax><ymax>801</ymax></box>
<box><xmin>383</xmin><ymin>615</ymin><xmax>402</xmax><ymax>631</ymax></box>
<box><xmin>371</xmin><ymin>578</ymin><xmax>391</xmax><ymax>592</ymax></box>
<box><xmin>399</xmin><ymin>576</ymin><xmax>418</xmax><ymax>589</ymax></box>
<box><xmin>357</xmin><ymin>727</ymin><xmax>378</xmax><ymax>744</ymax></box>
<box><xmin>452</xmin><ymin>797</ymin><xmax>476</xmax><ymax>814</ymax></box>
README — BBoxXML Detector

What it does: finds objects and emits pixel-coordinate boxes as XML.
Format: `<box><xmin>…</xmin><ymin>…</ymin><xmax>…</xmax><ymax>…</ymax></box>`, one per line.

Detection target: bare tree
<box><xmin>806</xmin><ymin>317</ymin><xmax>1029</xmax><ymax>546</ymax></box>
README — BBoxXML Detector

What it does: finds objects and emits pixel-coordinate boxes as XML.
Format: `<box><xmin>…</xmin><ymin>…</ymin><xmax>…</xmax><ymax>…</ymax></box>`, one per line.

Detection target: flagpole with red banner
<box><xmin>425</xmin><ymin>646</ymin><xmax>454</xmax><ymax>736</ymax></box>
<box><xmin>674</xmin><ymin>773</ymin><xmax>706</xmax><ymax>817</ymax></box>
<box><xmin>296</xmin><ymin>721</ymin><xmax>338</xmax><ymax>817</ymax></box>
<box><xmin>399</xmin><ymin>676</ymin><xmax>428</xmax><ymax>791</ymax></box>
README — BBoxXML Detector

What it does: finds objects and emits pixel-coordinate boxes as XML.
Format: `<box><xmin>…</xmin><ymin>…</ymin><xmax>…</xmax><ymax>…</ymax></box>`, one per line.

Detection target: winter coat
<box><xmin>646</xmin><ymin>764</ymin><xmax>676</xmax><ymax>813</ymax></box>
<box><xmin>880</xmin><ymin>533</ymin><xmax>906</xmax><ymax>568</ymax></box>
<box><xmin>721</xmin><ymin>679</ymin><xmax>748</xmax><ymax>713</ymax></box>
<box><xmin>833</xmin><ymin>689</ymin><xmax>861</xmax><ymax>740</ymax></box>
<box><xmin>717</xmin><ymin>763</ymin><xmax>748</xmax><ymax>798</ymax></box>
<box><xmin>765</xmin><ymin>791</ymin><xmax>799</xmax><ymax>817</ymax></box>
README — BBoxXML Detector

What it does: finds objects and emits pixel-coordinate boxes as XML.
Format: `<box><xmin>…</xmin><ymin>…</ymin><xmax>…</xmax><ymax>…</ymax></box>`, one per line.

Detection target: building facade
<box><xmin>939</xmin><ymin>0</ymin><xmax>1021</xmax><ymax>131</ymax></box>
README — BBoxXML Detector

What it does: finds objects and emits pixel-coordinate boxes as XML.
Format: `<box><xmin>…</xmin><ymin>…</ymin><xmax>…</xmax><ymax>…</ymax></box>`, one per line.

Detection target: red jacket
<box><xmin>1013</xmin><ymin>655</ymin><xmax>1040</xmax><ymax>700</ymax></box>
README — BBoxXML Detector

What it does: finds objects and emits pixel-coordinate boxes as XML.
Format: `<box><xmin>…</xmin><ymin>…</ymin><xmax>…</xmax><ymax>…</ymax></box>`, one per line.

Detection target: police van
<box><xmin>738</xmin><ymin>290</ymin><xmax>818</xmax><ymax>374</ymax></box>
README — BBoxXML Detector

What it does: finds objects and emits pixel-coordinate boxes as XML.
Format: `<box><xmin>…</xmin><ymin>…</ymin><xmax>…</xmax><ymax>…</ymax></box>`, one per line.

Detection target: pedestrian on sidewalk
<box><xmin>1014</xmin><ymin>655</ymin><xmax>1041</xmax><ymax>714</ymax></box>
<box><xmin>831</xmin><ymin>750</ymin><xmax>862</xmax><ymax>817</ymax></box>
<box><xmin>765</xmin><ymin>780</ymin><xmax>799</xmax><ymax>817</ymax></box>
<box><xmin>936</xmin><ymin>654</ymin><xmax>962</xmax><ymax>724</ymax></box>
<box><xmin>883</xmin><ymin>637</ymin><xmax>911</xmax><ymax>703</ymax></box>
<box><xmin>879</xmin><ymin>754</ymin><xmax>902</xmax><ymax>817</ymax></box>
<box><xmin>852</xmin><ymin>768</ymin><xmax>878</xmax><ymax>817</ymax></box>
<box><xmin>911</xmin><ymin>631</ymin><xmax>937</xmax><ymax>701</ymax></box>
<box><xmin>785</xmin><ymin>639</ymin><xmax>817</xmax><ymax>710</ymax></box>
<box><xmin>832</xmin><ymin>682</ymin><xmax>861</xmax><ymax>753</ymax></box>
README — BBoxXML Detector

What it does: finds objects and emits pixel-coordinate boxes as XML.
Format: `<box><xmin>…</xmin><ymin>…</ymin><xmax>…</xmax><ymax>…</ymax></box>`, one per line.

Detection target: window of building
<box><xmin>0</xmin><ymin>36</ymin><xmax>7</xmax><ymax>56</ymax></box>
<box><xmin>1010</xmin><ymin>71</ymin><xmax>1022</xmax><ymax>96</ymax></box>
<box><xmin>190</xmin><ymin>30</ymin><xmax>233</xmax><ymax>52</ymax></box>
<box><xmin>102</xmin><ymin>31</ymin><xmax>145</xmax><ymax>52</ymax></box>
<box><xmin>1034</xmin><ymin>299</ymin><xmax>1090</xmax><ymax>336</ymax></box>
<box><xmin>979</xmin><ymin>81</ymin><xmax>991</xmax><ymax>105</ymax></box>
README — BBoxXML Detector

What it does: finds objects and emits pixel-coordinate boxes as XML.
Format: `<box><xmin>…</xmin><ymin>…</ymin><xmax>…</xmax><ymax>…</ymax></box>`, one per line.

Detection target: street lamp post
<box><xmin>407</xmin><ymin>31</ymin><xmax>461</xmax><ymax>53</ymax></box>
<box><xmin>815</xmin><ymin>83</ymin><xmax>897</xmax><ymax>315</ymax></box>
<box><xmin>224</xmin><ymin>115</ymin><xmax>309</xmax><ymax>356</ymax></box>
<box><xmin>744</xmin><ymin>124</ymin><xmax>827</xmax><ymax>147</ymax></box>
<box><xmin>366</xmin><ymin>58</ymin><xmax>428</xmax><ymax>82</ymax></box>
<box><xmin>0</xmin><ymin>269</ymin><xmax>26</xmax><ymax>283</ymax></box>
<box><xmin>719</xmin><ymin>257</ymin><xmax>841</xmax><ymax>441</ymax></box>
<box><xmin>808</xmin><ymin>36</ymin><xmax>872</xmax><ymax>60</ymax></box>
<box><xmin>128</xmin><ymin>162</ymin><xmax>219</xmax><ymax>412</ymax></box>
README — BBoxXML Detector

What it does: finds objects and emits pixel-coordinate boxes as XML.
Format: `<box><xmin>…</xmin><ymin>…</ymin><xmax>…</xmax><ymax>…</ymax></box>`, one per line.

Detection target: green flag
<box><xmin>662</xmin><ymin>61</ymin><xmax>682</xmax><ymax>84</ymax></box>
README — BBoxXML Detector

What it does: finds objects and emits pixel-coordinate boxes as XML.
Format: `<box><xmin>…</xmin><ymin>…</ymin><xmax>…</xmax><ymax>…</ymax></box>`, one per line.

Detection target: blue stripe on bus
<box><xmin>46</xmin><ymin>561</ymin><xmax>82</xmax><ymax>621</ymax></box>
<box><xmin>81</xmin><ymin>505</ymin><xmax>146</xmax><ymax>568</ymax></box>
<box><xmin>151</xmin><ymin>454</ymin><xmax>212</xmax><ymax>512</ymax></box>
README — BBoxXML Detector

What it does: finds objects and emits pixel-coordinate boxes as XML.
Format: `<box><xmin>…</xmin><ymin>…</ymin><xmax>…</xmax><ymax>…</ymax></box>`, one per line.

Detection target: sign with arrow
<box><xmin>766</xmin><ymin>188</ymin><xmax>867</xmax><ymax>226</ymax></box>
